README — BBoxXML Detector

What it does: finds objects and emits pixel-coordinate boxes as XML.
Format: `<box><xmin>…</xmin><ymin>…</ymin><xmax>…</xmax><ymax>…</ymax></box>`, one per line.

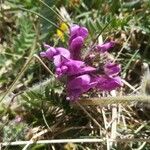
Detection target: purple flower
<box><xmin>96</xmin><ymin>41</ymin><xmax>115</xmax><ymax>53</ymax></box>
<box><xmin>40</xmin><ymin>44</ymin><xmax>71</xmax><ymax>67</ymax></box>
<box><xmin>40</xmin><ymin>25</ymin><xmax>123</xmax><ymax>101</ymax></box>
<box><xmin>55</xmin><ymin>57</ymin><xmax>96</xmax><ymax>78</ymax></box>
<box><xmin>69</xmin><ymin>25</ymin><xmax>88</xmax><ymax>60</ymax></box>
<box><xmin>67</xmin><ymin>74</ymin><xmax>97</xmax><ymax>101</ymax></box>
<box><xmin>69</xmin><ymin>25</ymin><xmax>88</xmax><ymax>42</ymax></box>
<box><xmin>104</xmin><ymin>62</ymin><xmax>121</xmax><ymax>76</ymax></box>
<box><xmin>96</xmin><ymin>75</ymin><xmax>122</xmax><ymax>91</ymax></box>
<box><xmin>40</xmin><ymin>44</ymin><xmax>58</xmax><ymax>59</ymax></box>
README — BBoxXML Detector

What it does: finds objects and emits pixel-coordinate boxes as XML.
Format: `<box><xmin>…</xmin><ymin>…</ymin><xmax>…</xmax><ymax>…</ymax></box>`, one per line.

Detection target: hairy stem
<box><xmin>78</xmin><ymin>95</ymin><xmax>150</xmax><ymax>106</ymax></box>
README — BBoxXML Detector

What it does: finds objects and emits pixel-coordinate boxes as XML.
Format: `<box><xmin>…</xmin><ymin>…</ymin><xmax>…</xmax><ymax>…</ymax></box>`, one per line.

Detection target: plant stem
<box><xmin>77</xmin><ymin>95</ymin><xmax>150</xmax><ymax>106</ymax></box>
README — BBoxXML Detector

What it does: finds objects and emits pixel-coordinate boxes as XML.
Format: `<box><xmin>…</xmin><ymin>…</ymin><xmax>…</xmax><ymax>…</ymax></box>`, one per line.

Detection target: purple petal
<box><xmin>76</xmin><ymin>66</ymin><xmax>96</xmax><ymax>75</ymax></box>
<box><xmin>56</xmin><ymin>66</ymin><xmax>68</xmax><ymax>78</ymax></box>
<box><xmin>46</xmin><ymin>47</ymin><xmax>58</xmax><ymax>59</ymax></box>
<box><xmin>56</xmin><ymin>67</ymin><xmax>62</xmax><ymax>77</ymax></box>
<box><xmin>65</xmin><ymin>59</ymin><xmax>85</xmax><ymax>68</ymax></box>
<box><xmin>54</xmin><ymin>57</ymin><xmax>81</xmax><ymax>77</ymax></box>
<box><xmin>40</xmin><ymin>45</ymin><xmax>58</xmax><ymax>60</ymax></box>
<box><xmin>96</xmin><ymin>75</ymin><xmax>123</xmax><ymax>91</ymax></box>
<box><xmin>69</xmin><ymin>24</ymin><xmax>88</xmax><ymax>45</ymax></box>
<box><xmin>77</xmin><ymin>26</ymin><xmax>88</xmax><ymax>39</ymax></box>
<box><xmin>70</xmin><ymin>25</ymin><xmax>80</xmax><ymax>37</ymax></box>
<box><xmin>96</xmin><ymin>41</ymin><xmax>115</xmax><ymax>53</ymax></box>
<box><xmin>40</xmin><ymin>45</ymin><xmax>70</xmax><ymax>62</ymax></box>
<box><xmin>40</xmin><ymin>52</ymin><xmax>47</xmax><ymax>58</ymax></box>
<box><xmin>53</xmin><ymin>55</ymin><xmax>61</xmax><ymax>67</ymax></box>
<box><xmin>104</xmin><ymin>62</ymin><xmax>121</xmax><ymax>76</ymax></box>
<box><xmin>68</xmin><ymin>74</ymin><xmax>91</xmax><ymax>90</ymax></box>
<box><xmin>70</xmin><ymin>24</ymin><xmax>88</xmax><ymax>39</ymax></box>
<box><xmin>56</xmin><ymin>47</ymin><xmax>71</xmax><ymax>59</ymax></box>
<box><xmin>67</xmin><ymin>74</ymin><xmax>97</xmax><ymax>101</ymax></box>
<box><xmin>66</xmin><ymin>89</ymin><xmax>82</xmax><ymax>101</ymax></box>
<box><xmin>69</xmin><ymin>36</ymin><xmax>84</xmax><ymax>60</ymax></box>
<box><xmin>56</xmin><ymin>57</ymin><xmax>96</xmax><ymax>77</ymax></box>
<box><xmin>57</xmin><ymin>59</ymin><xmax>84</xmax><ymax>77</ymax></box>
<box><xmin>61</xmin><ymin>65</ymin><xmax>68</xmax><ymax>73</ymax></box>
<box><xmin>53</xmin><ymin>48</ymin><xmax>70</xmax><ymax>67</ymax></box>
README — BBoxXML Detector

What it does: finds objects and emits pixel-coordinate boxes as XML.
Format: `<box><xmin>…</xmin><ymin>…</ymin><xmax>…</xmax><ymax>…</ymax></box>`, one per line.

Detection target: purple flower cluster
<box><xmin>40</xmin><ymin>24</ymin><xmax>123</xmax><ymax>101</ymax></box>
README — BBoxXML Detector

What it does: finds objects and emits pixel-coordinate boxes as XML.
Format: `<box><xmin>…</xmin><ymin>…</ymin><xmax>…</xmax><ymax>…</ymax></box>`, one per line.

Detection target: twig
<box><xmin>2</xmin><ymin>138</ymin><xmax>150</xmax><ymax>147</ymax></box>
<box><xmin>33</xmin><ymin>54</ymin><xmax>55</xmax><ymax>77</ymax></box>
<box><xmin>76</xmin><ymin>102</ymin><xmax>101</xmax><ymax>128</ymax></box>
<box><xmin>109</xmin><ymin>91</ymin><xmax>117</xmax><ymax>148</ymax></box>
<box><xmin>101</xmin><ymin>107</ymin><xmax>110</xmax><ymax>150</ymax></box>
<box><xmin>102</xmin><ymin>108</ymin><xmax>108</xmax><ymax>129</ymax></box>
<box><xmin>41</xmin><ymin>109</ymin><xmax>52</xmax><ymax>132</ymax></box>
<box><xmin>134</xmin><ymin>122</ymin><xmax>148</xmax><ymax>134</ymax></box>
<box><xmin>121</xmin><ymin>79</ymin><xmax>137</xmax><ymax>93</ymax></box>
<box><xmin>0</xmin><ymin>38</ymin><xmax>37</xmax><ymax>103</ymax></box>
<box><xmin>110</xmin><ymin>104</ymin><xmax>117</xmax><ymax>148</ymax></box>
<box><xmin>113</xmin><ymin>33</ymin><xmax>131</xmax><ymax>62</ymax></box>
<box><xmin>77</xmin><ymin>95</ymin><xmax>150</xmax><ymax>106</ymax></box>
<box><xmin>121</xmin><ymin>114</ymin><xmax>127</xmax><ymax>130</ymax></box>
<box><xmin>136</xmin><ymin>142</ymin><xmax>146</xmax><ymax>150</ymax></box>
